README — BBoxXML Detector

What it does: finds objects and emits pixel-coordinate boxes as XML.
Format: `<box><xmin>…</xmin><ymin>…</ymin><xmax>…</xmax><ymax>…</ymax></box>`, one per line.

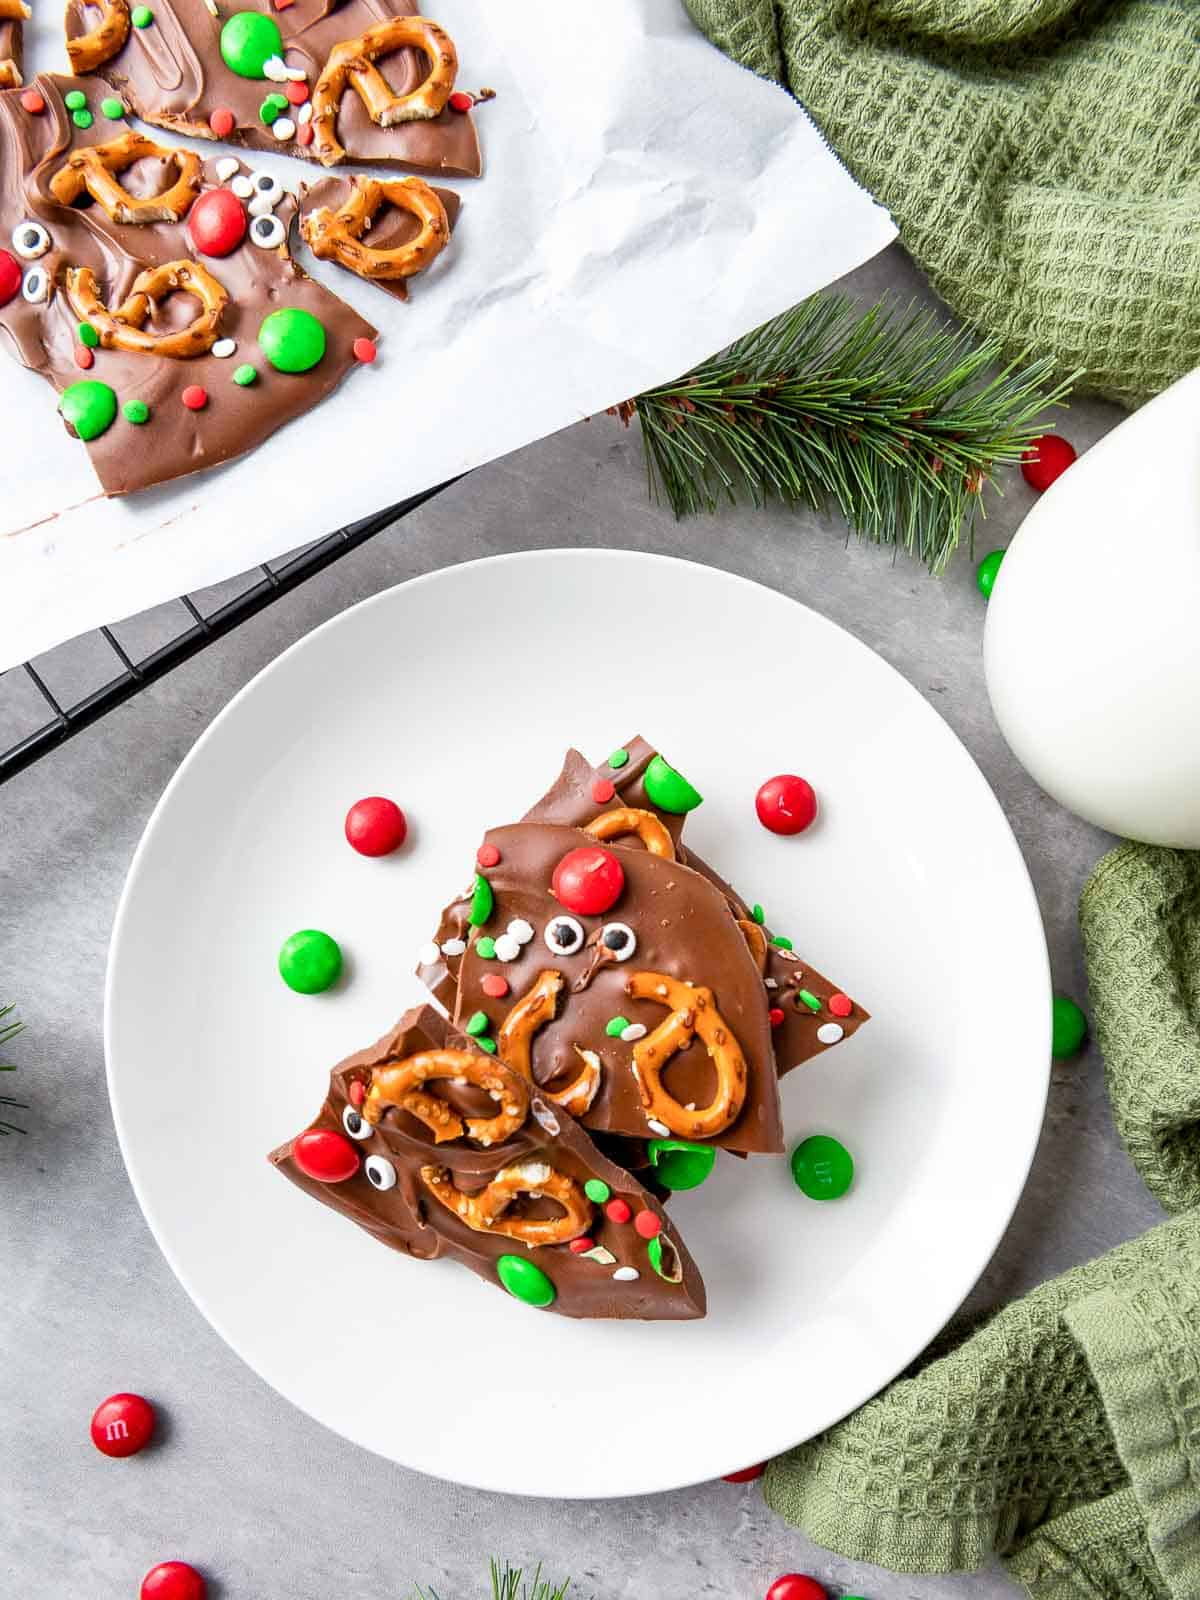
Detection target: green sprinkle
<box><xmin>475</xmin><ymin>935</ymin><xmax>497</xmax><ymax>960</ymax></box>
<box><xmin>475</xmin><ymin>1036</ymin><xmax>498</xmax><ymax>1055</ymax></box>
<box><xmin>122</xmin><ymin>400</ymin><xmax>150</xmax><ymax>424</ymax></box>
<box><xmin>468</xmin><ymin>872</ymin><xmax>494</xmax><ymax>927</ymax></box>
<box><xmin>647</xmin><ymin>1233</ymin><xmax>682</xmax><ymax>1282</ymax></box>
<box><xmin>259</xmin><ymin>94</ymin><xmax>287</xmax><ymax>125</ymax></box>
<box><xmin>583</xmin><ymin>1178</ymin><xmax>610</xmax><ymax>1205</ymax></box>
<box><xmin>64</xmin><ymin>89</ymin><xmax>87</xmax><ymax>110</ymax></box>
<box><xmin>77</xmin><ymin>321</ymin><xmax>99</xmax><ymax>348</ymax></box>
<box><xmin>771</xmin><ymin>935</ymin><xmax>793</xmax><ymax>951</ymax></box>
<box><xmin>232</xmin><ymin>363</ymin><xmax>258</xmax><ymax>387</ymax></box>
<box><xmin>72</xmin><ymin>109</ymin><xmax>94</xmax><ymax>129</ymax></box>
<box><xmin>797</xmin><ymin>989</ymin><xmax>822</xmax><ymax>1012</ymax></box>
<box><xmin>100</xmin><ymin>96</ymin><xmax>126</xmax><ymax>119</ymax></box>
<box><xmin>605</xmin><ymin>1016</ymin><xmax>630</xmax><ymax>1038</ymax></box>
<box><xmin>608</xmin><ymin>748</ymin><xmax>629</xmax><ymax>770</ymax></box>
<box><xmin>131</xmin><ymin>4</ymin><xmax>154</xmax><ymax>25</ymax></box>
<box><xmin>464</xmin><ymin>1011</ymin><xmax>489</xmax><ymax>1037</ymax></box>
<box><xmin>751</xmin><ymin>903</ymin><xmax>765</xmax><ymax>925</ymax></box>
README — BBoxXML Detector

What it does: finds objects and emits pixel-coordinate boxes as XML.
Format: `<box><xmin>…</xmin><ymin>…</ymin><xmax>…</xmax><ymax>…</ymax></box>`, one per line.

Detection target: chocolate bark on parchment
<box><xmin>297</xmin><ymin>175</ymin><xmax>459</xmax><ymax>303</ymax></box>
<box><xmin>0</xmin><ymin>75</ymin><xmax>375</xmax><ymax>495</ymax></box>
<box><xmin>72</xmin><ymin>0</ymin><xmax>482</xmax><ymax>174</ymax></box>
<box><xmin>0</xmin><ymin>0</ymin><xmax>29</xmax><ymax>87</ymax></box>
<box><xmin>270</xmin><ymin>1005</ymin><xmax>706</xmax><ymax>1320</ymax></box>
<box><xmin>421</xmin><ymin>820</ymin><xmax>785</xmax><ymax>1156</ymax></box>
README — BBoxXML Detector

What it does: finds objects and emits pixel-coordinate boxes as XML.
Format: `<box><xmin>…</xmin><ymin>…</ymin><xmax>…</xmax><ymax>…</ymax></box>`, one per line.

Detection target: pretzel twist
<box><xmin>309</xmin><ymin>15</ymin><xmax>457</xmax><ymax>167</ymax></box>
<box><xmin>583</xmin><ymin>807</ymin><xmax>675</xmax><ymax>859</ymax></box>
<box><xmin>625</xmin><ymin>972</ymin><xmax>747</xmax><ymax>1139</ymax></box>
<box><xmin>300</xmin><ymin>175</ymin><xmax>449</xmax><ymax>282</ymax></box>
<box><xmin>49</xmin><ymin>131</ymin><xmax>202</xmax><ymax>224</ymax></box>
<box><xmin>65</xmin><ymin>0</ymin><xmax>130</xmax><ymax>75</ymax></box>
<box><xmin>497</xmin><ymin>969</ymin><xmax>603</xmax><ymax>1115</ymax></box>
<box><xmin>0</xmin><ymin>59</ymin><xmax>20</xmax><ymax>88</ymax></box>
<box><xmin>61</xmin><ymin>259</ymin><xmax>227</xmax><ymax>359</ymax></box>
<box><xmin>363</xmin><ymin>1047</ymin><xmax>528</xmax><ymax>1147</ymax></box>
<box><xmin>420</xmin><ymin>1159</ymin><xmax>593</xmax><ymax>1247</ymax></box>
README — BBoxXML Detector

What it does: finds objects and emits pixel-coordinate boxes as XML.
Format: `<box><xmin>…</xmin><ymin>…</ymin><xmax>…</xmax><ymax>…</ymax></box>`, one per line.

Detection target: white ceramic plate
<box><xmin>106</xmin><ymin>549</ymin><xmax>1050</xmax><ymax>1498</ymax></box>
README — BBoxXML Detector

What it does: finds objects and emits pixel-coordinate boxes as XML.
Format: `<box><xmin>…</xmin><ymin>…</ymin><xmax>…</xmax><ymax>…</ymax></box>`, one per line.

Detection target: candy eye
<box><xmin>250</xmin><ymin>170</ymin><xmax>283</xmax><ymax>205</ymax></box>
<box><xmin>249</xmin><ymin>213</ymin><xmax>285</xmax><ymax>249</ymax></box>
<box><xmin>22</xmin><ymin>266</ymin><xmax>51</xmax><ymax>304</ymax></box>
<box><xmin>12</xmin><ymin>221</ymin><xmax>50</xmax><ymax>259</ymax></box>
<box><xmin>600</xmin><ymin>922</ymin><xmax>637</xmax><ymax>961</ymax></box>
<box><xmin>544</xmin><ymin>915</ymin><xmax>585</xmax><ymax>956</ymax></box>
<box><xmin>364</xmin><ymin>1154</ymin><xmax>396</xmax><ymax>1190</ymax></box>
<box><xmin>342</xmin><ymin>1105</ymin><xmax>372</xmax><ymax>1141</ymax></box>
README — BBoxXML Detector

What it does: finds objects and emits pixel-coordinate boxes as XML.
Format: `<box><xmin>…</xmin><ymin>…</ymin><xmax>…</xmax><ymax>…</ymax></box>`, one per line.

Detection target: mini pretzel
<box><xmin>65</xmin><ymin>0</ymin><xmax>130</xmax><ymax>75</ymax></box>
<box><xmin>62</xmin><ymin>260</ymin><xmax>227</xmax><ymax>359</ymax></box>
<box><xmin>363</xmin><ymin>1047</ymin><xmax>528</xmax><ymax>1148</ymax></box>
<box><xmin>421</xmin><ymin>1159</ymin><xmax>592</xmax><ymax>1247</ymax></box>
<box><xmin>301</xmin><ymin>175</ymin><xmax>449</xmax><ymax>282</ymax></box>
<box><xmin>310</xmin><ymin>15</ymin><xmax>458</xmax><ymax>167</ymax></box>
<box><xmin>625</xmin><ymin>972</ymin><xmax>747</xmax><ymax>1139</ymax></box>
<box><xmin>583</xmin><ymin>807</ymin><xmax>675</xmax><ymax>859</ymax></box>
<box><xmin>49</xmin><ymin>131</ymin><xmax>202</xmax><ymax>224</ymax></box>
<box><xmin>738</xmin><ymin>919</ymin><xmax>768</xmax><ymax>975</ymax></box>
<box><xmin>498</xmin><ymin>969</ymin><xmax>602</xmax><ymax>1115</ymax></box>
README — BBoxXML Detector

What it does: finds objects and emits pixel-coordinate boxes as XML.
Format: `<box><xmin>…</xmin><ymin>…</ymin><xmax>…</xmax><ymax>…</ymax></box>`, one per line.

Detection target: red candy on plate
<box><xmin>344</xmin><ymin>795</ymin><xmax>408</xmax><ymax>856</ymax></box>
<box><xmin>292</xmin><ymin>1128</ymin><xmax>360</xmax><ymax>1183</ymax></box>
<box><xmin>141</xmin><ymin>1562</ymin><xmax>207</xmax><ymax>1600</ymax></box>
<box><xmin>552</xmin><ymin>846</ymin><xmax>624</xmax><ymax>916</ymax></box>
<box><xmin>755</xmin><ymin>774</ymin><xmax>818</xmax><ymax>836</ymax></box>
<box><xmin>722</xmin><ymin>1461</ymin><xmax>766</xmax><ymax>1483</ymax></box>
<box><xmin>90</xmin><ymin>1392</ymin><xmax>156</xmax><ymax>1457</ymax></box>
<box><xmin>765</xmin><ymin>1577</ymin><xmax>828</xmax><ymax>1600</ymax></box>
<box><xmin>188</xmin><ymin>189</ymin><xmax>247</xmax><ymax>258</ymax></box>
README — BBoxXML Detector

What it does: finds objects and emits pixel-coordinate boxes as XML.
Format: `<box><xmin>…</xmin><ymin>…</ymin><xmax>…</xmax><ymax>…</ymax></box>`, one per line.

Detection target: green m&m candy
<box><xmin>646</xmin><ymin>1138</ymin><xmax>715</xmax><ymax>1192</ymax></box>
<box><xmin>131</xmin><ymin>4</ymin><xmax>154</xmax><ymax>25</ymax></box>
<box><xmin>496</xmin><ymin>1254</ymin><xmax>556</xmax><ymax>1308</ymax></box>
<box><xmin>278</xmin><ymin>928</ymin><xmax>342</xmax><ymax>994</ymax></box>
<box><xmin>232</xmin><ymin>363</ymin><xmax>258</xmax><ymax>387</ymax></box>
<box><xmin>642</xmin><ymin>753</ymin><xmax>703</xmax><ymax>814</ymax></box>
<box><xmin>583</xmin><ymin>1178</ymin><xmax>611</xmax><ymax>1205</ymax></box>
<box><xmin>259</xmin><ymin>307</ymin><xmax>327</xmax><ymax>373</ymax></box>
<box><xmin>976</xmin><ymin>549</ymin><xmax>1005</xmax><ymax>600</ymax></box>
<box><xmin>220</xmin><ymin>10</ymin><xmax>282</xmax><ymax>77</ymax></box>
<box><xmin>101</xmin><ymin>96</ymin><xmax>126</xmax><ymax>119</ymax></box>
<box><xmin>1052</xmin><ymin>994</ymin><xmax>1087</xmax><ymax>1059</ymax></box>
<box><xmin>468</xmin><ymin>872</ymin><xmax>494</xmax><ymax>928</ymax></box>
<box><xmin>123</xmin><ymin>400</ymin><xmax>150</xmax><ymax>424</ymax></box>
<box><xmin>59</xmin><ymin>379</ymin><xmax>117</xmax><ymax>442</ymax></box>
<box><xmin>647</xmin><ymin>1233</ymin><xmax>683</xmax><ymax>1282</ymax></box>
<box><xmin>64</xmin><ymin>88</ymin><xmax>87</xmax><ymax>110</ymax></box>
<box><xmin>790</xmin><ymin>1133</ymin><xmax>854</xmax><ymax>1201</ymax></box>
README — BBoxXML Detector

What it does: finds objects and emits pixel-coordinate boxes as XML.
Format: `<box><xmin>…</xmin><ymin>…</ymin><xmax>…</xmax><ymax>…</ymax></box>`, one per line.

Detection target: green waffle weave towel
<box><xmin>761</xmin><ymin>842</ymin><xmax>1200</xmax><ymax>1598</ymax></box>
<box><xmin>683</xmin><ymin>0</ymin><xmax>1200</xmax><ymax>407</ymax></box>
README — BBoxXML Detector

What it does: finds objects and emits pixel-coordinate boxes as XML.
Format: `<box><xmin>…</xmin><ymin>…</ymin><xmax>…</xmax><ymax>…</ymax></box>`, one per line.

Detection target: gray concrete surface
<box><xmin>0</xmin><ymin>245</ymin><xmax>1163</xmax><ymax>1600</ymax></box>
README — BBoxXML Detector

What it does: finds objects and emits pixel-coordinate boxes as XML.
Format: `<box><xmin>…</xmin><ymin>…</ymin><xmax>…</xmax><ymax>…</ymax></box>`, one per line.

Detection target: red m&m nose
<box><xmin>188</xmin><ymin>188</ymin><xmax>247</xmax><ymax>257</ymax></box>
<box><xmin>0</xmin><ymin>249</ymin><xmax>22</xmax><ymax>307</ymax></box>
<box><xmin>292</xmin><ymin>1128</ymin><xmax>360</xmax><ymax>1183</ymax></box>
<box><xmin>551</xmin><ymin>846</ymin><xmax>624</xmax><ymax>916</ymax></box>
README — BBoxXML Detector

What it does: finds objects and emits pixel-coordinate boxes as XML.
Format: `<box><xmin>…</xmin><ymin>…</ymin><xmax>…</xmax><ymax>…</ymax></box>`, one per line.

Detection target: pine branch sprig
<box><xmin>0</xmin><ymin>1003</ymin><xmax>26</xmax><ymax>1135</ymax></box>
<box><xmin>626</xmin><ymin>294</ymin><xmax>1075</xmax><ymax>573</ymax></box>
<box><xmin>411</xmin><ymin>1561</ymin><xmax>573</xmax><ymax>1600</ymax></box>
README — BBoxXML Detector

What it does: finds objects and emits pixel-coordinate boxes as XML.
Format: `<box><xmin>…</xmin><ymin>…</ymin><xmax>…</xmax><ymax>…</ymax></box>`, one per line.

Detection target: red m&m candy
<box><xmin>141</xmin><ymin>1562</ymin><xmax>207</xmax><ymax>1600</ymax></box>
<box><xmin>90</xmin><ymin>1392</ymin><xmax>155</xmax><ymax>1456</ymax></box>
<box><xmin>0</xmin><ymin>249</ymin><xmax>22</xmax><ymax>307</ymax></box>
<box><xmin>292</xmin><ymin>1128</ymin><xmax>360</xmax><ymax>1183</ymax></box>
<box><xmin>344</xmin><ymin>795</ymin><xmax>408</xmax><ymax>856</ymax></box>
<box><xmin>755</xmin><ymin>774</ymin><xmax>817</xmax><ymax>836</ymax></box>
<box><xmin>722</xmin><ymin>1461</ymin><xmax>766</xmax><ymax>1483</ymax></box>
<box><xmin>188</xmin><ymin>188</ymin><xmax>247</xmax><ymax>257</ymax></box>
<box><xmin>1021</xmin><ymin>432</ymin><xmax>1076</xmax><ymax>493</ymax></box>
<box><xmin>765</xmin><ymin>1577</ymin><xmax>828</xmax><ymax>1600</ymax></box>
<box><xmin>551</xmin><ymin>846</ymin><xmax>624</xmax><ymax>916</ymax></box>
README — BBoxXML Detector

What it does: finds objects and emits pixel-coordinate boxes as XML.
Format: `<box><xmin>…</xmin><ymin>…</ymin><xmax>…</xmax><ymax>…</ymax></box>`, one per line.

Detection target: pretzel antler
<box><xmin>309</xmin><ymin>15</ymin><xmax>457</xmax><ymax>166</ymax></box>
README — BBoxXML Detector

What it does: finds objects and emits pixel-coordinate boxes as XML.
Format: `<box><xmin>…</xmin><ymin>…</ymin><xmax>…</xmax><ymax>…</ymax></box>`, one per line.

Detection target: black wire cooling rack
<box><xmin>0</xmin><ymin>480</ymin><xmax>454</xmax><ymax>787</ymax></box>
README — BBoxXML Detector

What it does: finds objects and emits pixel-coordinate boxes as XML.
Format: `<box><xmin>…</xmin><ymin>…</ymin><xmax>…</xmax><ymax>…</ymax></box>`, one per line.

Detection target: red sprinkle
<box><xmin>605</xmin><ymin>1198</ymin><xmax>632</xmax><ymax>1225</ymax></box>
<box><xmin>285</xmin><ymin>79</ymin><xmax>309</xmax><ymax>104</ymax></box>
<box><xmin>722</xmin><ymin>1461</ymin><xmax>767</xmax><ymax>1484</ymax></box>
<box><xmin>569</xmin><ymin>1237</ymin><xmax>594</xmax><ymax>1254</ymax></box>
<box><xmin>352</xmin><ymin>337</ymin><xmax>377</xmax><ymax>364</ymax></box>
<box><xmin>20</xmin><ymin>89</ymin><xmax>46</xmax><ymax>115</ymax></box>
<box><xmin>769</xmin><ymin>1007</ymin><xmax>785</xmax><ymax>1028</ymax></box>
<box><xmin>476</xmin><ymin>842</ymin><xmax>501</xmax><ymax>868</ymax></box>
<box><xmin>590</xmin><ymin>778</ymin><xmax>616</xmax><ymax>804</ymax></box>
<box><xmin>73</xmin><ymin>346</ymin><xmax>95</xmax><ymax>370</ymax></box>
<box><xmin>481</xmin><ymin>974</ymin><xmax>509</xmax><ymax>999</ymax></box>
<box><xmin>181</xmin><ymin>385</ymin><xmax>208</xmax><ymax>411</ymax></box>
<box><xmin>634</xmin><ymin>1210</ymin><xmax>661</xmax><ymax>1240</ymax></box>
<box><xmin>348</xmin><ymin>1080</ymin><xmax>365</xmax><ymax>1109</ymax></box>
<box><xmin>209</xmin><ymin>106</ymin><xmax>235</xmax><ymax>137</ymax></box>
<box><xmin>296</xmin><ymin>120</ymin><xmax>314</xmax><ymax>147</ymax></box>
<box><xmin>274</xmin><ymin>0</ymin><xmax>295</xmax><ymax>8</ymax></box>
<box><xmin>448</xmin><ymin>90</ymin><xmax>474</xmax><ymax>113</ymax></box>
<box><xmin>828</xmin><ymin>992</ymin><xmax>853</xmax><ymax>1018</ymax></box>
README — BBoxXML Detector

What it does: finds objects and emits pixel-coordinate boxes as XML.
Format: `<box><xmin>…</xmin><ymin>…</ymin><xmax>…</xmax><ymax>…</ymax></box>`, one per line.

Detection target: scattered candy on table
<box><xmin>976</xmin><ymin>548</ymin><xmax>1005</xmax><ymax>599</ymax></box>
<box><xmin>1021</xmin><ymin>432</ymin><xmax>1077</xmax><ymax>492</ymax></box>
<box><xmin>790</xmin><ymin>1133</ymin><xmax>855</xmax><ymax>1200</ymax></box>
<box><xmin>344</xmin><ymin>795</ymin><xmax>408</xmax><ymax>856</ymax></box>
<box><xmin>551</xmin><ymin>845</ymin><xmax>624</xmax><ymax>916</ymax></box>
<box><xmin>90</xmin><ymin>1392</ymin><xmax>155</xmax><ymax>1457</ymax></box>
<box><xmin>140</xmin><ymin>1562</ymin><xmax>207</xmax><ymax>1600</ymax></box>
<box><xmin>277</xmin><ymin>928</ymin><xmax>342</xmax><ymax>993</ymax></box>
<box><xmin>764</xmin><ymin>1576</ymin><xmax>828</xmax><ymax>1600</ymax></box>
<box><xmin>756</xmin><ymin>774</ymin><xmax>818</xmax><ymax>835</ymax></box>
<box><xmin>721</xmin><ymin>1461</ymin><xmax>766</xmax><ymax>1483</ymax></box>
<box><xmin>1052</xmin><ymin>993</ymin><xmax>1088</xmax><ymax>1059</ymax></box>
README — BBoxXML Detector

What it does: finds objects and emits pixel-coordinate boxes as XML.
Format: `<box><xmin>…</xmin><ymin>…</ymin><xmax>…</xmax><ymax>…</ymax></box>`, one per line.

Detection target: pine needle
<box><xmin>0</xmin><ymin>1005</ymin><xmax>25</xmax><ymax>1133</ymax></box>
<box><xmin>626</xmin><ymin>294</ymin><xmax>1076</xmax><ymax>573</ymax></box>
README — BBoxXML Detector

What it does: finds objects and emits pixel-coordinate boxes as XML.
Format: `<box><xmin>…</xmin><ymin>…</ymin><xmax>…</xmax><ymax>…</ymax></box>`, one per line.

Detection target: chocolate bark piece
<box><xmin>298</xmin><ymin>174</ymin><xmax>459</xmax><ymax>303</ymax></box>
<box><xmin>73</xmin><ymin>0</ymin><xmax>483</xmax><ymax>175</ymax></box>
<box><xmin>0</xmin><ymin>76</ymin><xmax>375</xmax><ymax>495</ymax></box>
<box><xmin>269</xmin><ymin>1005</ymin><xmax>706</xmax><ymax>1321</ymax></box>
<box><xmin>0</xmin><ymin>0</ymin><xmax>28</xmax><ymax>88</ymax></box>
<box><xmin>434</xmin><ymin>821</ymin><xmax>784</xmax><ymax>1154</ymax></box>
<box><xmin>522</xmin><ymin>738</ymin><xmax>870</xmax><ymax>1076</ymax></box>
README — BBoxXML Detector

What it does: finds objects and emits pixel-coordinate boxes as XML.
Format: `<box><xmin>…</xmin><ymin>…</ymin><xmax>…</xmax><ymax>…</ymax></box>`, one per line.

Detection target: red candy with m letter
<box><xmin>755</xmin><ymin>774</ymin><xmax>818</xmax><ymax>836</ymax></box>
<box><xmin>292</xmin><ymin>1128</ymin><xmax>360</xmax><ymax>1183</ymax></box>
<box><xmin>140</xmin><ymin>1562</ymin><xmax>207</xmax><ymax>1600</ymax></box>
<box><xmin>90</xmin><ymin>1392</ymin><xmax>156</xmax><ymax>1457</ymax></box>
<box><xmin>551</xmin><ymin>846</ymin><xmax>624</xmax><ymax>916</ymax></box>
<box><xmin>188</xmin><ymin>188</ymin><xmax>247</xmax><ymax>257</ymax></box>
<box><xmin>765</xmin><ymin>1578</ymin><xmax>828</xmax><ymax>1600</ymax></box>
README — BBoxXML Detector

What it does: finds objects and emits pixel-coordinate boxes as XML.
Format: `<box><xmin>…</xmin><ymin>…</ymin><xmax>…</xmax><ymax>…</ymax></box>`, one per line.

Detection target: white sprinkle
<box><xmin>816</xmin><ymin>1022</ymin><xmax>845</xmax><ymax>1045</ymax></box>
<box><xmin>248</xmin><ymin>194</ymin><xmax>275</xmax><ymax>219</ymax></box>
<box><xmin>201</xmin><ymin>0</ymin><xmax>218</xmax><ymax>13</ymax></box>
<box><xmin>211</xmin><ymin>338</ymin><xmax>236</xmax><ymax>359</ymax></box>
<box><xmin>418</xmin><ymin>942</ymin><xmax>440</xmax><ymax>966</ymax></box>
<box><xmin>620</xmin><ymin>1022</ymin><xmax>647</xmax><ymax>1043</ymax></box>
<box><xmin>764</xmin><ymin>978</ymin><xmax>778</xmax><ymax>990</ymax></box>
<box><xmin>271</xmin><ymin>117</ymin><xmax>296</xmax><ymax>141</ymax></box>
<box><xmin>262</xmin><ymin>53</ymin><xmax>288</xmax><ymax>80</ymax></box>
<box><xmin>296</xmin><ymin>101</ymin><xmax>313</xmax><ymax>125</ymax></box>
<box><xmin>284</xmin><ymin>64</ymin><xmax>308</xmax><ymax>81</ymax></box>
<box><xmin>231</xmin><ymin>175</ymin><xmax>254</xmax><ymax>199</ymax></box>
<box><xmin>517</xmin><ymin>1161</ymin><xmax>551</xmax><ymax>1186</ymax></box>
<box><xmin>647</xmin><ymin>1119</ymin><xmax>670</xmax><ymax>1137</ymax></box>
<box><xmin>583</xmin><ymin>1246</ymin><xmax>616</xmax><ymax>1266</ymax></box>
<box><xmin>493</xmin><ymin>933</ymin><xmax>521</xmax><ymax>962</ymax></box>
<box><xmin>441</xmin><ymin>938</ymin><xmax>467</xmax><ymax>957</ymax></box>
<box><xmin>507</xmin><ymin>919</ymin><xmax>534</xmax><ymax>945</ymax></box>
<box><xmin>532</xmin><ymin>1102</ymin><xmax>560</xmax><ymax>1135</ymax></box>
<box><xmin>215</xmin><ymin>157</ymin><xmax>240</xmax><ymax>181</ymax></box>
<box><xmin>489</xmin><ymin>1090</ymin><xmax>502</xmax><ymax>1102</ymax></box>
<box><xmin>612</xmin><ymin>1266</ymin><xmax>640</xmax><ymax>1283</ymax></box>
<box><xmin>684</xmin><ymin>1102</ymin><xmax>696</xmax><ymax>1112</ymax></box>
<box><xmin>452</xmin><ymin>1076</ymin><xmax>467</xmax><ymax>1086</ymax></box>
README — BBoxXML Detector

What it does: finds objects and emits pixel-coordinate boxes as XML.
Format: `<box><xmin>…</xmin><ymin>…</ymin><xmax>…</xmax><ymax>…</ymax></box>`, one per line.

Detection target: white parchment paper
<box><xmin>0</xmin><ymin>0</ymin><xmax>894</xmax><ymax>670</ymax></box>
